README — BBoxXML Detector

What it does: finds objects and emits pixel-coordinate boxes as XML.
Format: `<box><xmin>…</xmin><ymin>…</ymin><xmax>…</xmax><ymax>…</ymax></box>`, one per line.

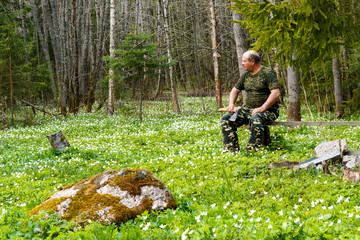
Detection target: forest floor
<box><xmin>1</xmin><ymin>97</ymin><xmax>360</xmax><ymax>239</ymax></box>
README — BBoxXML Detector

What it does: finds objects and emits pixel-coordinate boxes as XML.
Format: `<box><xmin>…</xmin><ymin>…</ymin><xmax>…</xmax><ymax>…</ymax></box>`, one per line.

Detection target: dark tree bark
<box><xmin>30</xmin><ymin>0</ymin><xmax>58</xmax><ymax>101</ymax></box>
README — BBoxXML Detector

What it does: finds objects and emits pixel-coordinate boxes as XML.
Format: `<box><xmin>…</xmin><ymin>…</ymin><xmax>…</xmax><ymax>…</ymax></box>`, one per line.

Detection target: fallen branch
<box><xmin>20</xmin><ymin>100</ymin><xmax>60</xmax><ymax>117</ymax></box>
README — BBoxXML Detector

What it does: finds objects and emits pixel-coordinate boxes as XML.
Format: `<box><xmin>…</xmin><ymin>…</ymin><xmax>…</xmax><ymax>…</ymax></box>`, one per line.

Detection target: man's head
<box><xmin>242</xmin><ymin>50</ymin><xmax>261</xmax><ymax>73</ymax></box>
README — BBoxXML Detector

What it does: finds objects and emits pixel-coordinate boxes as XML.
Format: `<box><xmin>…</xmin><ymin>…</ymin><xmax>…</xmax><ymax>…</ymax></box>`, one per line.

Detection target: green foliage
<box><xmin>231</xmin><ymin>0</ymin><xmax>360</xmax><ymax>112</ymax></box>
<box><xmin>0</xmin><ymin>2</ymin><xmax>52</xmax><ymax>105</ymax></box>
<box><xmin>104</xmin><ymin>32</ymin><xmax>173</xmax><ymax>98</ymax></box>
<box><xmin>231</xmin><ymin>0</ymin><xmax>360</xmax><ymax>69</ymax></box>
<box><xmin>1</xmin><ymin>97</ymin><xmax>360</xmax><ymax>239</ymax></box>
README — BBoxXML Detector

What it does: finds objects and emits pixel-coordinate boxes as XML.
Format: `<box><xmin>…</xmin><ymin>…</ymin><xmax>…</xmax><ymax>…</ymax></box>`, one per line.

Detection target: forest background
<box><xmin>2</xmin><ymin>1</ymin><xmax>360</xmax><ymax>239</ymax></box>
<box><xmin>1</xmin><ymin>0</ymin><xmax>360</xmax><ymax>125</ymax></box>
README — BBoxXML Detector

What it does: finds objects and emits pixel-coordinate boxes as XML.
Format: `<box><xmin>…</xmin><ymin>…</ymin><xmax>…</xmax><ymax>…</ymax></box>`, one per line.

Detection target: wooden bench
<box><xmin>217</xmin><ymin>108</ymin><xmax>360</xmax><ymax>126</ymax></box>
<box><xmin>269</xmin><ymin>121</ymin><xmax>360</xmax><ymax>126</ymax></box>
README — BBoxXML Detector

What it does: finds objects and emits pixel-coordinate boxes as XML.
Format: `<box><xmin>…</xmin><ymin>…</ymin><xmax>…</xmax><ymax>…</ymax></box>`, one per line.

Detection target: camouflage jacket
<box><xmin>235</xmin><ymin>66</ymin><xmax>280</xmax><ymax>111</ymax></box>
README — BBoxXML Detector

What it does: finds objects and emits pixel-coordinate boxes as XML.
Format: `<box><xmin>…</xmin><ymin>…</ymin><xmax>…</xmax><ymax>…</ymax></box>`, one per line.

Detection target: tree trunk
<box><xmin>232</xmin><ymin>5</ymin><xmax>248</xmax><ymax>76</ymax></box>
<box><xmin>193</xmin><ymin>1</ymin><xmax>205</xmax><ymax>111</ymax></box>
<box><xmin>287</xmin><ymin>52</ymin><xmax>301</xmax><ymax>121</ymax></box>
<box><xmin>332</xmin><ymin>54</ymin><xmax>344</xmax><ymax>118</ymax></box>
<box><xmin>44</xmin><ymin>0</ymin><xmax>67</xmax><ymax>115</ymax></box>
<box><xmin>70</xmin><ymin>0</ymin><xmax>80</xmax><ymax>113</ymax></box>
<box><xmin>209</xmin><ymin>0</ymin><xmax>222</xmax><ymax>108</ymax></box>
<box><xmin>121</xmin><ymin>0</ymin><xmax>129</xmax><ymax>37</ymax></box>
<box><xmin>78</xmin><ymin>0</ymin><xmax>90</xmax><ymax>104</ymax></box>
<box><xmin>159</xmin><ymin>0</ymin><xmax>180</xmax><ymax>114</ymax></box>
<box><xmin>107</xmin><ymin>0</ymin><xmax>116</xmax><ymax>115</ymax></box>
<box><xmin>153</xmin><ymin>1</ymin><xmax>163</xmax><ymax>99</ymax></box>
<box><xmin>20</xmin><ymin>0</ymin><xmax>31</xmax><ymax>84</ymax></box>
<box><xmin>9</xmin><ymin>45</ymin><xmax>14</xmax><ymax>125</ymax></box>
<box><xmin>231</xmin><ymin>3</ymin><xmax>248</xmax><ymax>104</ymax></box>
<box><xmin>30</xmin><ymin>0</ymin><xmax>58</xmax><ymax>101</ymax></box>
<box><xmin>86</xmin><ymin>0</ymin><xmax>96</xmax><ymax>112</ymax></box>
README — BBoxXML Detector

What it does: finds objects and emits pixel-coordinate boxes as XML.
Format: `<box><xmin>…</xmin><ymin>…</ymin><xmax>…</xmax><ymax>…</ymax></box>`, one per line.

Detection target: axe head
<box><xmin>229</xmin><ymin>107</ymin><xmax>240</xmax><ymax>121</ymax></box>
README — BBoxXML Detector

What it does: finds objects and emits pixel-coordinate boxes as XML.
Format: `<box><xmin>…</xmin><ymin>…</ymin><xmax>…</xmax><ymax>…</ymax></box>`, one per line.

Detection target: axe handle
<box><xmin>218</xmin><ymin>107</ymin><xmax>239</xmax><ymax>112</ymax></box>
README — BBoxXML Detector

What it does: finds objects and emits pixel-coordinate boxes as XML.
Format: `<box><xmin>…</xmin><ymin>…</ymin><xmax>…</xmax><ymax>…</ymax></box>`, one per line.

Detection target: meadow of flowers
<box><xmin>1</xmin><ymin>97</ymin><xmax>360</xmax><ymax>239</ymax></box>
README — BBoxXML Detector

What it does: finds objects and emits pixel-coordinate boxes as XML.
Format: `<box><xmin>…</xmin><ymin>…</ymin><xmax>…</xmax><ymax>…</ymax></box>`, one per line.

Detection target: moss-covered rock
<box><xmin>30</xmin><ymin>168</ymin><xmax>177</xmax><ymax>226</ymax></box>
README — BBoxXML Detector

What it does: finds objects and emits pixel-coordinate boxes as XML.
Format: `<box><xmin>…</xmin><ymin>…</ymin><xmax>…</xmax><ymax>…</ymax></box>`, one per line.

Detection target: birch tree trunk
<box><xmin>332</xmin><ymin>54</ymin><xmax>344</xmax><ymax>118</ymax></box>
<box><xmin>159</xmin><ymin>0</ymin><xmax>180</xmax><ymax>114</ymax></box>
<box><xmin>287</xmin><ymin>52</ymin><xmax>301</xmax><ymax>121</ymax></box>
<box><xmin>107</xmin><ymin>0</ymin><xmax>116</xmax><ymax>115</ymax></box>
<box><xmin>209</xmin><ymin>0</ymin><xmax>222</xmax><ymax>108</ymax></box>
<box><xmin>153</xmin><ymin>1</ymin><xmax>163</xmax><ymax>99</ymax></box>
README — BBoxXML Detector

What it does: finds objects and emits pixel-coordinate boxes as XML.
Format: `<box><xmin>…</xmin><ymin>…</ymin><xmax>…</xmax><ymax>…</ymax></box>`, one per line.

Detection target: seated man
<box><xmin>221</xmin><ymin>50</ymin><xmax>281</xmax><ymax>152</ymax></box>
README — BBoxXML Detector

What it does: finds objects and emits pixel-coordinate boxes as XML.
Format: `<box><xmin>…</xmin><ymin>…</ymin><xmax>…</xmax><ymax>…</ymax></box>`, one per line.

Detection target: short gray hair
<box><xmin>243</xmin><ymin>50</ymin><xmax>261</xmax><ymax>64</ymax></box>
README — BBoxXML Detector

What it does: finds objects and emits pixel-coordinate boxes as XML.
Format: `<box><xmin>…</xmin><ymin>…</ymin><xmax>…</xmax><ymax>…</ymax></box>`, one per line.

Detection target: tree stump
<box><xmin>47</xmin><ymin>131</ymin><xmax>70</xmax><ymax>150</ymax></box>
<box><xmin>343</xmin><ymin>169</ymin><xmax>360</xmax><ymax>182</ymax></box>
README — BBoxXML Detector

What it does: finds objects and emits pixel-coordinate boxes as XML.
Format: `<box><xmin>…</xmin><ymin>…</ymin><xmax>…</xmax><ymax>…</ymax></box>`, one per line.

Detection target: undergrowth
<box><xmin>1</xmin><ymin>97</ymin><xmax>360</xmax><ymax>239</ymax></box>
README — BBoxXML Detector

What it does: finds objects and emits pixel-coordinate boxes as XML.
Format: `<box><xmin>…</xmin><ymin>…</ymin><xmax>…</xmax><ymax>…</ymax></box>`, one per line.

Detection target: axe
<box><xmin>218</xmin><ymin>106</ymin><xmax>243</xmax><ymax>121</ymax></box>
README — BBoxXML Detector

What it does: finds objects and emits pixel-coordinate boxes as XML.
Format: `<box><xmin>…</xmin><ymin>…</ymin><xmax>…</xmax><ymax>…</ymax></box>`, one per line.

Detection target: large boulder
<box><xmin>30</xmin><ymin>169</ymin><xmax>177</xmax><ymax>226</ymax></box>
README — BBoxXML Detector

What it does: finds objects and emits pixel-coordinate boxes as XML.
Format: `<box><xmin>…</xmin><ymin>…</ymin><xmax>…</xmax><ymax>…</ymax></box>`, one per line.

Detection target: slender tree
<box><xmin>332</xmin><ymin>54</ymin><xmax>344</xmax><ymax>118</ymax></box>
<box><xmin>231</xmin><ymin>2</ymin><xmax>249</xmax><ymax>104</ymax></box>
<box><xmin>159</xmin><ymin>0</ymin><xmax>180</xmax><ymax>113</ymax></box>
<box><xmin>107</xmin><ymin>0</ymin><xmax>116</xmax><ymax>115</ymax></box>
<box><xmin>287</xmin><ymin>52</ymin><xmax>301</xmax><ymax>121</ymax></box>
<box><xmin>209</xmin><ymin>0</ymin><xmax>222</xmax><ymax>108</ymax></box>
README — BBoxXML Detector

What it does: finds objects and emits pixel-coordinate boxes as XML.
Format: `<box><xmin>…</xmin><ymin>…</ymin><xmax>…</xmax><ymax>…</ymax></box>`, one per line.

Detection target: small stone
<box><xmin>343</xmin><ymin>155</ymin><xmax>357</xmax><ymax>164</ymax></box>
<box><xmin>346</xmin><ymin>159</ymin><xmax>357</xmax><ymax>169</ymax></box>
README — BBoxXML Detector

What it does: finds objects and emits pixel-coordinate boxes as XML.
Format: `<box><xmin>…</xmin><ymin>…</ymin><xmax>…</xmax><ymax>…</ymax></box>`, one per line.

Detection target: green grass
<box><xmin>1</xmin><ymin>97</ymin><xmax>360</xmax><ymax>239</ymax></box>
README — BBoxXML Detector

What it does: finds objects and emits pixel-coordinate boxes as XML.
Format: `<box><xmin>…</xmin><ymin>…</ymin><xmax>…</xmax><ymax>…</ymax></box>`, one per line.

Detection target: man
<box><xmin>221</xmin><ymin>50</ymin><xmax>281</xmax><ymax>152</ymax></box>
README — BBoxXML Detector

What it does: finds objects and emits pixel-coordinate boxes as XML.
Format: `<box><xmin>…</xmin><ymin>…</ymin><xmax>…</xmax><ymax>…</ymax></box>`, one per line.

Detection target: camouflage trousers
<box><xmin>221</xmin><ymin>108</ymin><xmax>279</xmax><ymax>151</ymax></box>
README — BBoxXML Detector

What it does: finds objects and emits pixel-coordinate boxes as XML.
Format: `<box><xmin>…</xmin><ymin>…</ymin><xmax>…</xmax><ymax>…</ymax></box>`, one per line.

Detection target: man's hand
<box><xmin>227</xmin><ymin>104</ymin><xmax>236</xmax><ymax>112</ymax></box>
<box><xmin>251</xmin><ymin>88</ymin><xmax>280</xmax><ymax>115</ymax></box>
<box><xmin>227</xmin><ymin>88</ymin><xmax>241</xmax><ymax>113</ymax></box>
<box><xmin>251</xmin><ymin>106</ymin><xmax>265</xmax><ymax>115</ymax></box>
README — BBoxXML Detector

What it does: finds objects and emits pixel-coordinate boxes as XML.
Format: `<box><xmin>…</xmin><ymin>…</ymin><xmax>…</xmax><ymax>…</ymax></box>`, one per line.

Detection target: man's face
<box><xmin>241</xmin><ymin>56</ymin><xmax>253</xmax><ymax>72</ymax></box>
